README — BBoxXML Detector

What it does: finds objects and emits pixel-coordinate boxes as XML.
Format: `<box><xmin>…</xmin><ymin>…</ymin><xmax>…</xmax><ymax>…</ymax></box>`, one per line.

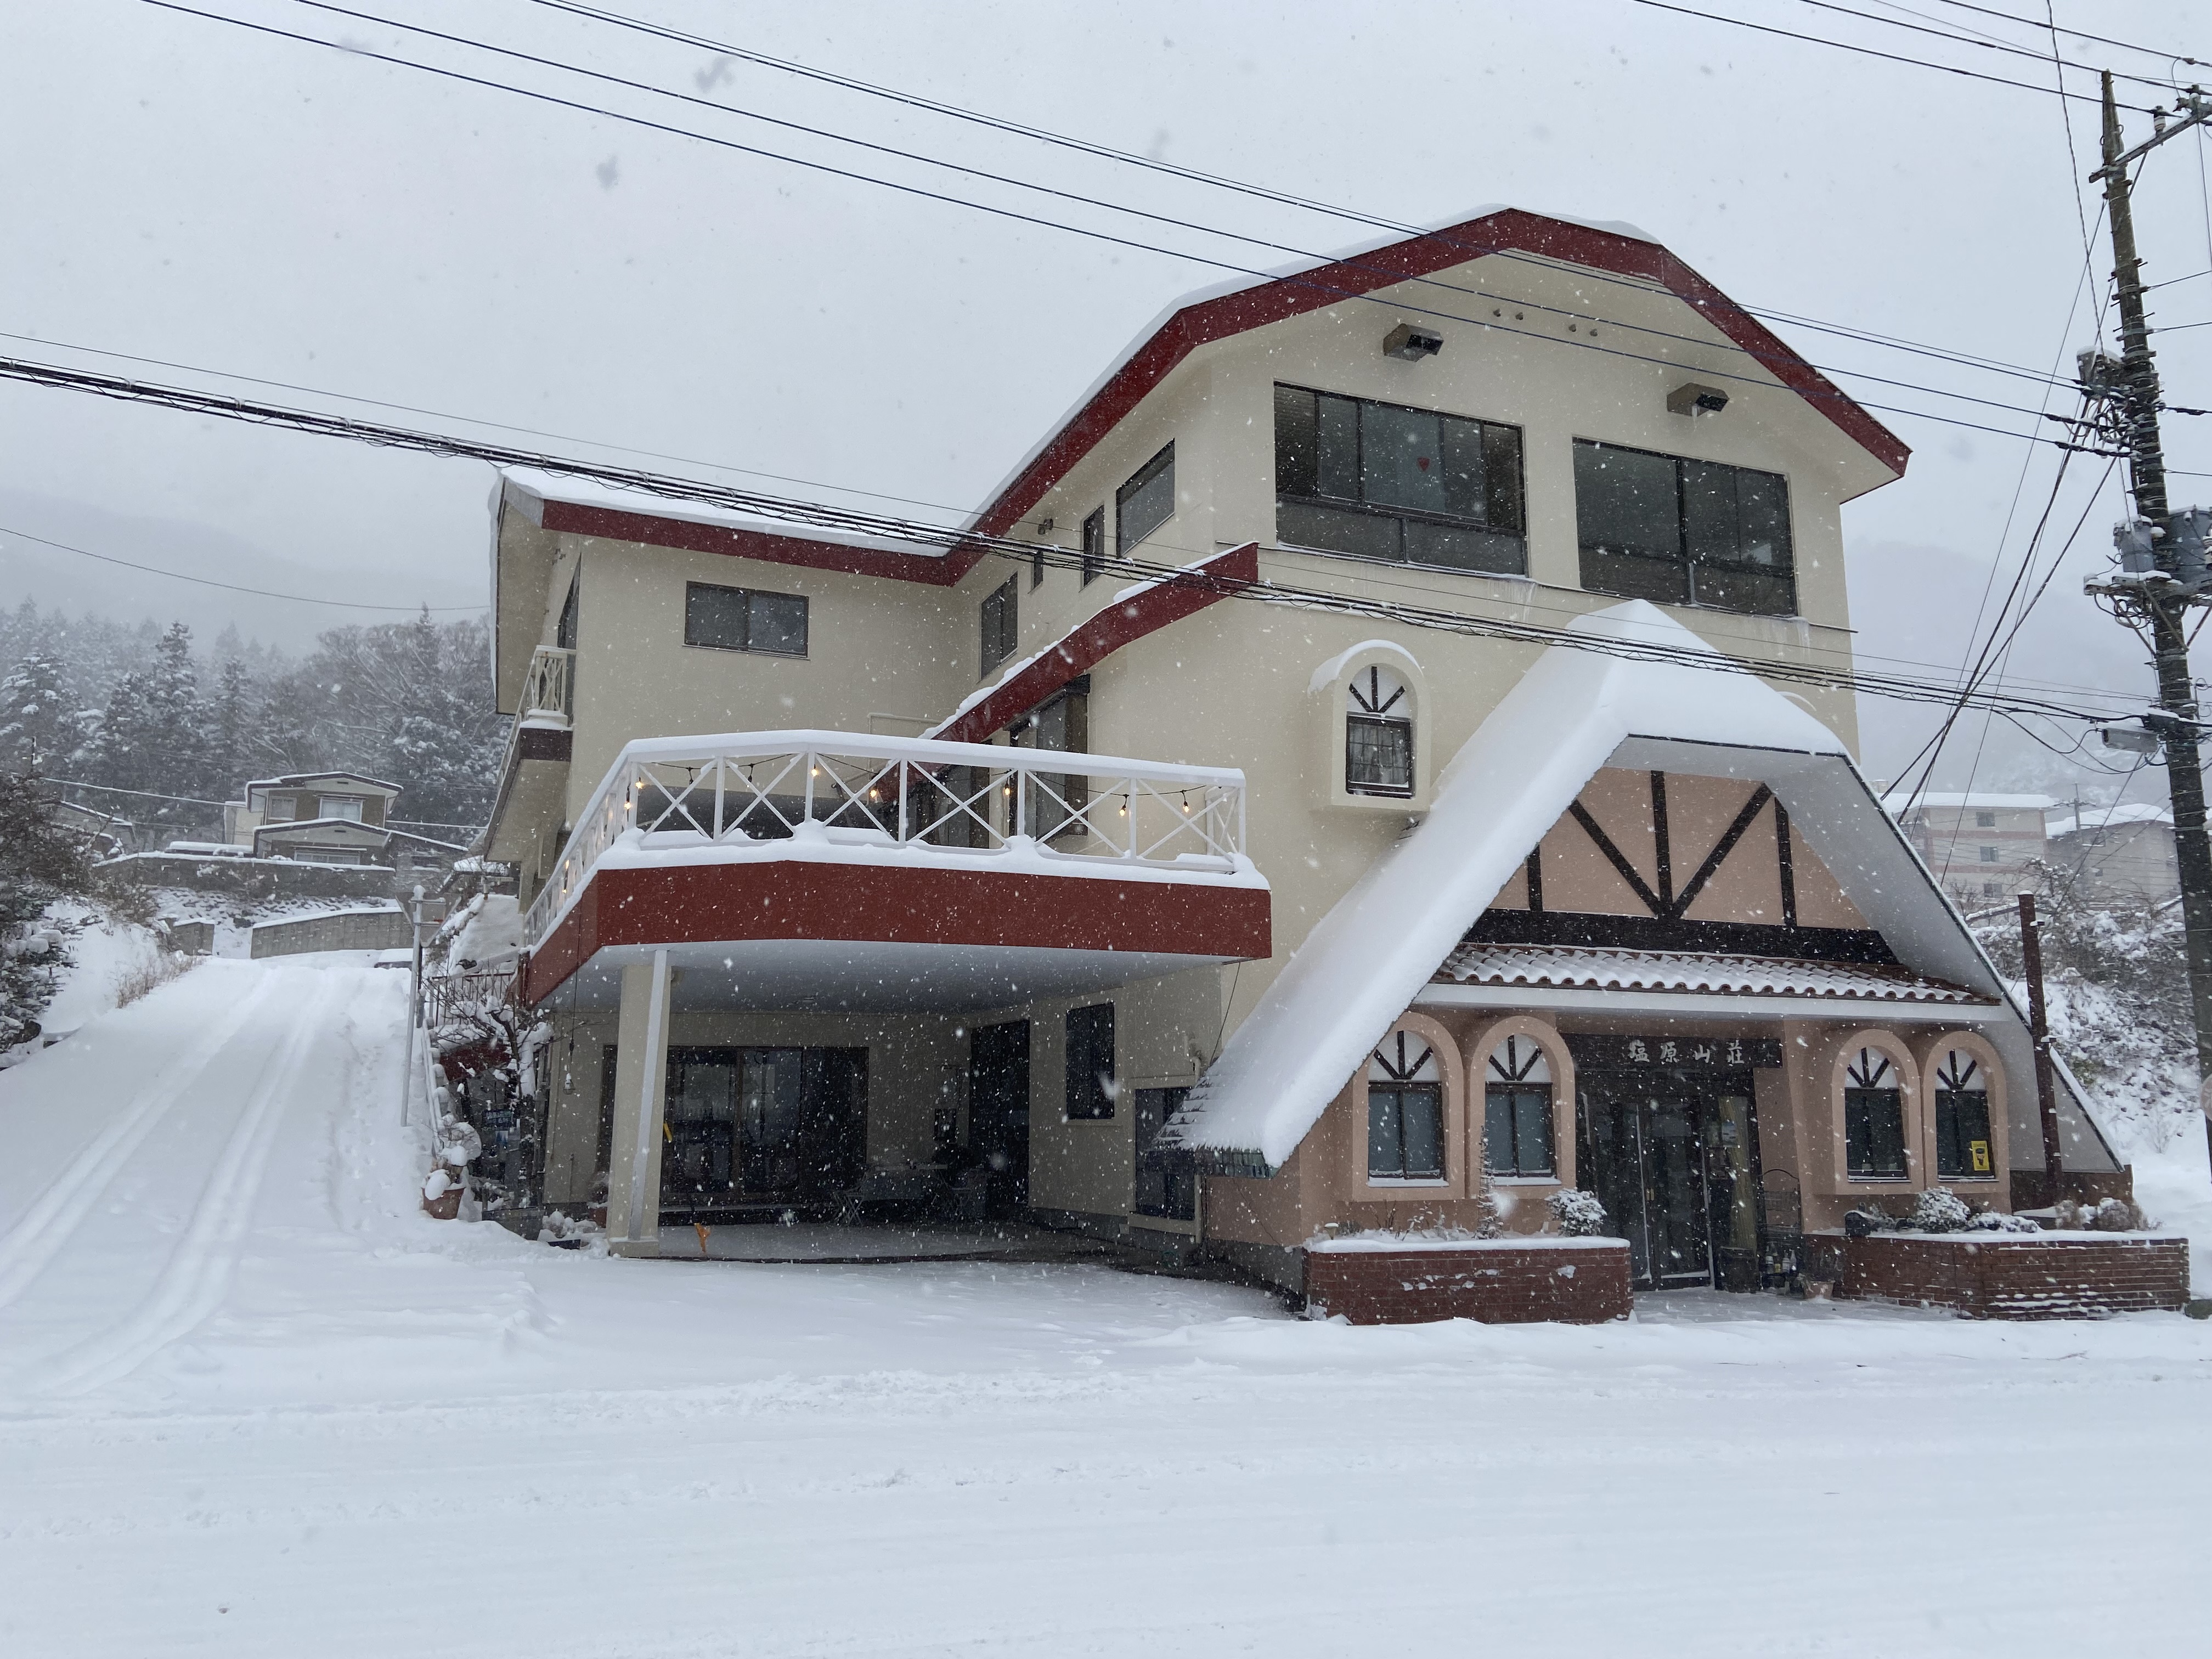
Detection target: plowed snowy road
<box><xmin>0</xmin><ymin>955</ymin><xmax>2207</xmax><ymax>1658</ymax></box>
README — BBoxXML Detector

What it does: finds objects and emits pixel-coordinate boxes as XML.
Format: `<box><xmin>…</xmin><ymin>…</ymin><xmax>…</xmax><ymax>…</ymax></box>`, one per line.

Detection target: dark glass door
<box><xmin>662</xmin><ymin>1045</ymin><xmax>867</xmax><ymax>1212</ymax></box>
<box><xmin>1577</xmin><ymin>1072</ymin><xmax>1740</xmax><ymax>1290</ymax></box>
<box><xmin>968</xmin><ymin>1021</ymin><xmax>1031</xmax><ymax>1218</ymax></box>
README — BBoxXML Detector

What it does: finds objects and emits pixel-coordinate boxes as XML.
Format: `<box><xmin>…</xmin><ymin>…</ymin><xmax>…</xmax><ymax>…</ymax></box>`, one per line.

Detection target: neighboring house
<box><xmin>478</xmin><ymin>205</ymin><xmax>2122</xmax><ymax>1293</ymax></box>
<box><xmin>103</xmin><ymin>771</ymin><xmax>464</xmax><ymax>899</ymax></box>
<box><xmin>1880</xmin><ymin>792</ymin><xmax>2051</xmax><ymax>907</ymax></box>
<box><xmin>2045</xmin><ymin>800</ymin><xmax>2180</xmax><ymax>906</ymax></box>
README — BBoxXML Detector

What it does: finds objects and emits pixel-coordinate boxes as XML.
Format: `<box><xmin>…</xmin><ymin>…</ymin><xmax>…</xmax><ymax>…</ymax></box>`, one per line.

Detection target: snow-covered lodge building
<box><xmin>477</xmin><ymin>206</ymin><xmax>2132</xmax><ymax>1303</ymax></box>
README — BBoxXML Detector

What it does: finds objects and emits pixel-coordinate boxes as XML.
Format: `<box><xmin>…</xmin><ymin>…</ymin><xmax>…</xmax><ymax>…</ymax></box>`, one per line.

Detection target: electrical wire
<box><xmin>268</xmin><ymin>0</ymin><xmax>2106</xmax><ymax>426</ymax></box>
<box><xmin>1788</xmin><ymin>0</ymin><xmax>2186</xmax><ymax>89</ymax></box>
<box><xmin>0</xmin><ymin>521</ymin><xmax>483</xmax><ymax>612</ymax></box>
<box><xmin>0</xmin><ymin>351</ymin><xmax>2141</xmax><ymax>730</ymax></box>
<box><xmin>1626</xmin><ymin>0</ymin><xmax>2162</xmax><ymax>110</ymax></box>
<box><xmin>137</xmin><ymin>0</ymin><xmax>2128</xmax><ymax>458</ymax></box>
<box><xmin>524</xmin><ymin>0</ymin><xmax>2097</xmax><ymax>396</ymax></box>
<box><xmin>1925</xmin><ymin>0</ymin><xmax>2205</xmax><ymax>68</ymax></box>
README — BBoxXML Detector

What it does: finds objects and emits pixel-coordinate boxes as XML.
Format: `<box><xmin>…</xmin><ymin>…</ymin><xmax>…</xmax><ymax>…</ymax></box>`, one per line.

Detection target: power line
<box><xmin>257</xmin><ymin>0</ymin><xmax>2083</xmax><ymax>431</ymax></box>
<box><xmin>0</xmin><ymin>521</ymin><xmax>484</xmax><ymax>612</ymax></box>
<box><xmin>516</xmin><ymin>0</ymin><xmax>2091</xmax><ymax>399</ymax></box>
<box><xmin>142</xmin><ymin>0</ymin><xmax>2124</xmax><ymax>459</ymax></box>
<box><xmin>1925</xmin><ymin>0</ymin><xmax>2205</xmax><ymax>67</ymax></box>
<box><xmin>1788</xmin><ymin>0</ymin><xmax>2187</xmax><ymax>89</ymax></box>
<box><xmin>0</xmin><ymin>351</ymin><xmax>2140</xmax><ymax>730</ymax></box>
<box><xmin>1627</xmin><ymin>0</ymin><xmax>2164</xmax><ymax>110</ymax></box>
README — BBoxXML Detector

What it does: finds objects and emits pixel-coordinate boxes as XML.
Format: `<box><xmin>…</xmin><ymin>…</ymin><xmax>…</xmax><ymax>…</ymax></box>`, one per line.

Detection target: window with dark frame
<box><xmin>1030</xmin><ymin>546</ymin><xmax>1046</xmax><ymax>589</ymax></box>
<box><xmin>1274</xmin><ymin>383</ymin><xmax>1527</xmax><ymax>575</ymax></box>
<box><xmin>1344</xmin><ymin>664</ymin><xmax>1413</xmax><ymax>797</ymax></box>
<box><xmin>1065</xmin><ymin>1003</ymin><xmax>1115</xmax><ymax>1120</ymax></box>
<box><xmin>1843</xmin><ymin>1048</ymin><xmax>1908</xmax><ymax>1179</ymax></box>
<box><xmin>1116</xmin><ymin>445</ymin><xmax>1175</xmax><ymax>556</ymax></box>
<box><xmin>1933</xmin><ymin>1049</ymin><xmax>1994</xmax><ymax>1180</ymax></box>
<box><xmin>683</xmin><ymin>581</ymin><xmax>809</xmax><ymax>657</ymax></box>
<box><xmin>979</xmin><ymin>577</ymin><xmax>1018</xmax><ymax>678</ymax></box>
<box><xmin>1367</xmin><ymin>1030</ymin><xmax>1444</xmax><ymax>1181</ymax></box>
<box><xmin>1483</xmin><ymin>1036</ymin><xmax>1555</xmax><ymax>1177</ymax></box>
<box><xmin>1573</xmin><ymin>438</ymin><xmax>1796</xmax><ymax>616</ymax></box>
<box><xmin>1012</xmin><ymin>681</ymin><xmax>1090</xmax><ymax>842</ymax></box>
<box><xmin>556</xmin><ymin>571</ymin><xmax>579</xmax><ymax>651</ymax></box>
<box><xmin>1080</xmin><ymin>507</ymin><xmax>1105</xmax><ymax>586</ymax></box>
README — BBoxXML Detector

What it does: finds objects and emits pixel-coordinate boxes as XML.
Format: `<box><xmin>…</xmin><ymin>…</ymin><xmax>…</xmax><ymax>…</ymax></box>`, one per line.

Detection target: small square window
<box><xmin>1978</xmin><ymin>845</ymin><xmax>1999</xmax><ymax>862</ymax></box>
<box><xmin>1982</xmin><ymin>881</ymin><xmax>2002</xmax><ymax>897</ymax></box>
<box><xmin>1974</xmin><ymin>810</ymin><xmax>1997</xmax><ymax>828</ymax></box>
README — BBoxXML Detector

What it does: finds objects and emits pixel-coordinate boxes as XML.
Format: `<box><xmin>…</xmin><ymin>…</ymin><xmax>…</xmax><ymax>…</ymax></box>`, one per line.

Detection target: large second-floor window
<box><xmin>979</xmin><ymin>577</ymin><xmax>1018</xmax><ymax>677</ymax></box>
<box><xmin>1274</xmin><ymin>384</ymin><xmax>1526</xmax><ymax>575</ymax></box>
<box><xmin>685</xmin><ymin>582</ymin><xmax>809</xmax><ymax>657</ymax></box>
<box><xmin>1573</xmin><ymin>439</ymin><xmax>1795</xmax><ymax>617</ymax></box>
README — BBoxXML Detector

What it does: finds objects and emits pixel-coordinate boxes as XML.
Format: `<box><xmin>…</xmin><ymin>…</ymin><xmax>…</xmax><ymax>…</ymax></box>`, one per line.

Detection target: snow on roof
<box><xmin>2046</xmin><ymin>801</ymin><xmax>2172</xmax><ymax>837</ymax></box>
<box><xmin>1432</xmin><ymin>944</ymin><xmax>1989</xmax><ymax>1005</ymax></box>
<box><xmin>1167</xmin><ymin>600</ymin><xmax>1846</xmax><ymax>1163</ymax></box>
<box><xmin>500</xmin><ymin>467</ymin><xmax>954</xmax><ymax>562</ymax></box>
<box><xmin>1880</xmin><ymin>792</ymin><xmax>2053</xmax><ymax>812</ymax></box>
<box><xmin>244</xmin><ymin>771</ymin><xmax>403</xmax><ymax>796</ymax></box>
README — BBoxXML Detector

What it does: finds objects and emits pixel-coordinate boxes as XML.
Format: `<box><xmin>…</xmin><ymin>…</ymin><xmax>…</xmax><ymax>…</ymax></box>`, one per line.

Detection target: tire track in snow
<box><xmin>36</xmin><ymin>972</ymin><xmax>348</xmax><ymax>1397</ymax></box>
<box><xmin>0</xmin><ymin>972</ymin><xmax>282</xmax><ymax>1312</ymax></box>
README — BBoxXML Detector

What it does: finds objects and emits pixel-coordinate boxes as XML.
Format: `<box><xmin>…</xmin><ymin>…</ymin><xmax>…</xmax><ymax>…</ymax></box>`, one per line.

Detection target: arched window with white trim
<box><xmin>1367</xmin><ymin>1030</ymin><xmax>1443</xmax><ymax>1181</ymax></box>
<box><xmin>1345</xmin><ymin>665</ymin><xmax>1414</xmax><ymax>798</ymax></box>
<box><xmin>1844</xmin><ymin>1047</ymin><xmax>1908</xmax><ymax>1180</ymax></box>
<box><xmin>1933</xmin><ymin>1048</ymin><xmax>1993</xmax><ymax>1181</ymax></box>
<box><xmin>1484</xmin><ymin>1035</ymin><xmax>1555</xmax><ymax>1177</ymax></box>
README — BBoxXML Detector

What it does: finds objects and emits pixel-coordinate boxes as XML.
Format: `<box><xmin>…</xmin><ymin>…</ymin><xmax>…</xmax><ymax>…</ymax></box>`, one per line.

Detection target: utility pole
<box><xmin>2081</xmin><ymin>74</ymin><xmax>2212</xmax><ymax>1176</ymax></box>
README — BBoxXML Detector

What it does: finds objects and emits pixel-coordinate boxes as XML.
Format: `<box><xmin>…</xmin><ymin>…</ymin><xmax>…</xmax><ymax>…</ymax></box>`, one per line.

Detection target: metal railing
<box><xmin>523</xmin><ymin>730</ymin><xmax>1250</xmax><ymax>944</ymax></box>
<box><xmin>424</xmin><ymin>966</ymin><xmax>520</xmax><ymax>1030</ymax></box>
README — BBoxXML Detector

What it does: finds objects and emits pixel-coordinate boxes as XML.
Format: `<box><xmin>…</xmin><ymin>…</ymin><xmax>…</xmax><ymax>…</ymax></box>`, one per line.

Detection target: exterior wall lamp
<box><xmin>1383</xmin><ymin>323</ymin><xmax>1443</xmax><ymax>361</ymax></box>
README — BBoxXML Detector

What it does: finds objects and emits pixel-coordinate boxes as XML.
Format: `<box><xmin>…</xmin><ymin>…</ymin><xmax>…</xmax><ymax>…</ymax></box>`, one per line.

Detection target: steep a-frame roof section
<box><xmin>967</xmin><ymin>206</ymin><xmax>1910</xmax><ymax>540</ymax></box>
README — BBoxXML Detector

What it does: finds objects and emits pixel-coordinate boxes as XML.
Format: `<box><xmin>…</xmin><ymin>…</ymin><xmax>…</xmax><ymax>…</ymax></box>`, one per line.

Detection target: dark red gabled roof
<box><xmin>967</xmin><ymin>207</ymin><xmax>1909</xmax><ymax>541</ymax></box>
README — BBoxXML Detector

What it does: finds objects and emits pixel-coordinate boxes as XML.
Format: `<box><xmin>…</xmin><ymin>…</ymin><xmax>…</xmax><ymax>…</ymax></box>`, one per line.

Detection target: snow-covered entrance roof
<box><xmin>1430</xmin><ymin>944</ymin><xmax>1989</xmax><ymax>1006</ymax></box>
<box><xmin>1165</xmin><ymin>600</ymin><xmax>2115</xmax><ymax>1173</ymax></box>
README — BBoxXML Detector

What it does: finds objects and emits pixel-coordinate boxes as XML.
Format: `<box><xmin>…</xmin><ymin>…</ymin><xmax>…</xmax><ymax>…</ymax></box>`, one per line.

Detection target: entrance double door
<box><xmin>1578</xmin><ymin>1070</ymin><xmax>1762</xmax><ymax>1291</ymax></box>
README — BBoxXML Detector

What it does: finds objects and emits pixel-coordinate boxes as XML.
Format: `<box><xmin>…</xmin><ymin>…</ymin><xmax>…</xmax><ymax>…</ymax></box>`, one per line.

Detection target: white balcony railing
<box><xmin>524</xmin><ymin>730</ymin><xmax>1250</xmax><ymax>945</ymax></box>
<box><xmin>520</xmin><ymin>645</ymin><xmax>574</xmax><ymax>723</ymax></box>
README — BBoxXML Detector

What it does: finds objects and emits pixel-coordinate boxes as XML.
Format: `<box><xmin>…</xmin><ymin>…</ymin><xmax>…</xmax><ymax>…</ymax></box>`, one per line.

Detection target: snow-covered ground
<box><xmin>0</xmin><ymin>955</ymin><xmax>2207</xmax><ymax>1657</ymax></box>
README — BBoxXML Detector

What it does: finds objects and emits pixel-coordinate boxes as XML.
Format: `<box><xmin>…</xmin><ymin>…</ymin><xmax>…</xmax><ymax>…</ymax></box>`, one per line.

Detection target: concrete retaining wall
<box><xmin>249</xmin><ymin>908</ymin><xmax>411</xmax><ymax>959</ymax></box>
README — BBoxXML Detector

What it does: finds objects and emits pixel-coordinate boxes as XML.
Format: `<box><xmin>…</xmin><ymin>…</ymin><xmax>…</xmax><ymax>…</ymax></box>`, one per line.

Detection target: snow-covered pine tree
<box><xmin>0</xmin><ymin>772</ymin><xmax>91</xmax><ymax>1046</ymax></box>
<box><xmin>0</xmin><ymin>652</ymin><xmax>78</xmax><ymax>775</ymax></box>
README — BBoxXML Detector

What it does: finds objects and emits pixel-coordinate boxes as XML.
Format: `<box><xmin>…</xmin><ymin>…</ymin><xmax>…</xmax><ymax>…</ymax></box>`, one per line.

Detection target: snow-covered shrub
<box><xmin>1906</xmin><ymin>1188</ymin><xmax>1973</xmax><ymax>1234</ymax></box>
<box><xmin>0</xmin><ymin>773</ymin><xmax>91</xmax><ymax>1045</ymax></box>
<box><xmin>1547</xmin><ymin>1188</ymin><xmax>1611</xmax><ymax>1237</ymax></box>
<box><xmin>2053</xmin><ymin>1195</ymin><xmax>2152</xmax><ymax>1232</ymax></box>
<box><xmin>1962</xmin><ymin>1210</ymin><xmax>2042</xmax><ymax>1234</ymax></box>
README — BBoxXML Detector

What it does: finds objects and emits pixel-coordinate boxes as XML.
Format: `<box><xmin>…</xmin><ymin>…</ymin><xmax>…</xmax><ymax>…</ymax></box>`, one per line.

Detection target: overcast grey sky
<box><xmin>3</xmin><ymin>0</ymin><xmax>2209</xmax><ymax>793</ymax></box>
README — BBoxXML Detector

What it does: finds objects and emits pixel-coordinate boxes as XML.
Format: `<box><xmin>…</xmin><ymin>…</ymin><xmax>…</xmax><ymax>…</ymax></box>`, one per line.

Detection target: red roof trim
<box><xmin>972</xmin><ymin>208</ymin><xmax>1908</xmax><ymax>539</ymax></box>
<box><xmin>537</xmin><ymin>499</ymin><xmax>980</xmax><ymax>586</ymax></box>
<box><xmin>933</xmin><ymin>542</ymin><xmax>1259</xmax><ymax>745</ymax></box>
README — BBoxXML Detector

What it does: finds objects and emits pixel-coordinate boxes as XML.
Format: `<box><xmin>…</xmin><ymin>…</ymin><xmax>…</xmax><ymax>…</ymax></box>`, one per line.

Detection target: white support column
<box><xmin>605</xmin><ymin>950</ymin><xmax>673</xmax><ymax>1256</ymax></box>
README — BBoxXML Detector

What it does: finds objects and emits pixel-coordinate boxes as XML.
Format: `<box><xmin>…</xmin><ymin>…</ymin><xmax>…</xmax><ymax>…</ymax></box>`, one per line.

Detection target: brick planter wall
<box><xmin>1304</xmin><ymin>1240</ymin><xmax>1632</xmax><ymax>1325</ymax></box>
<box><xmin>1843</xmin><ymin>1233</ymin><xmax>2188</xmax><ymax>1318</ymax></box>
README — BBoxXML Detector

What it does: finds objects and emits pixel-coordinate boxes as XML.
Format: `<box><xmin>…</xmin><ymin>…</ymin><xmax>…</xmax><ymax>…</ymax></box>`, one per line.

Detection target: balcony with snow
<box><xmin>518</xmin><ymin>730</ymin><xmax>1270</xmax><ymax>1008</ymax></box>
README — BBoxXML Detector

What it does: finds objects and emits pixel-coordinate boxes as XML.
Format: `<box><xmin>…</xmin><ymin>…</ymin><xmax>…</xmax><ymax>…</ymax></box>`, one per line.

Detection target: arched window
<box><xmin>1345</xmin><ymin>665</ymin><xmax>1414</xmax><ymax>798</ymax></box>
<box><xmin>1484</xmin><ymin>1035</ymin><xmax>1555</xmax><ymax>1176</ymax></box>
<box><xmin>1933</xmin><ymin>1048</ymin><xmax>1993</xmax><ymax>1180</ymax></box>
<box><xmin>1367</xmin><ymin>1030</ymin><xmax>1443</xmax><ymax>1181</ymax></box>
<box><xmin>1844</xmin><ymin>1047</ymin><xmax>1908</xmax><ymax>1180</ymax></box>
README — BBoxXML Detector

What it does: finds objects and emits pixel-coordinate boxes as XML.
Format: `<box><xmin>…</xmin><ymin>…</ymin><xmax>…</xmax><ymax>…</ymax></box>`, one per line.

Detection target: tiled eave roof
<box><xmin>1434</xmin><ymin>944</ymin><xmax>1991</xmax><ymax>1005</ymax></box>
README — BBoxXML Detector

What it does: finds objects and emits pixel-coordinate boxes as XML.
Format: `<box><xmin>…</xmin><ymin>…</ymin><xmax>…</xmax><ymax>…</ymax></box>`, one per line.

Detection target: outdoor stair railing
<box><xmin>523</xmin><ymin>730</ymin><xmax>1250</xmax><ymax>945</ymax></box>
